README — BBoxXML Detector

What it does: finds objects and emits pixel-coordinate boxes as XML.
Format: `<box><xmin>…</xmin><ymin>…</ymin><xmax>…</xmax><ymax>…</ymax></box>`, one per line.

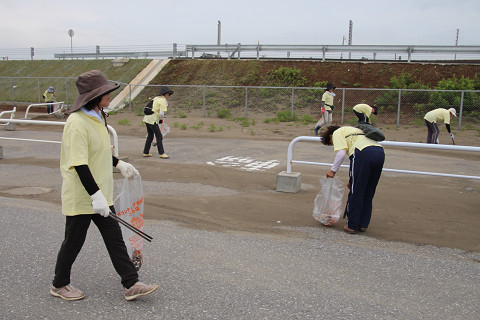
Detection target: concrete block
<box><xmin>276</xmin><ymin>171</ymin><xmax>302</xmax><ymax>193</ymax></box>
<box><xmin>4</xmin><ymin>122</ymin><xmax>15</xmax><ymax>131</ymax></box>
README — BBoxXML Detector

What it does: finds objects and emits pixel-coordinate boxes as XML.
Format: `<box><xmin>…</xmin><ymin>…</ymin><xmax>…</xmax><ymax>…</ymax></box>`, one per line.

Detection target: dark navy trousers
<box><xmin>346</xmin><ymin>146</ymin><xmax>385</xmax><ymax>230</ymax></box>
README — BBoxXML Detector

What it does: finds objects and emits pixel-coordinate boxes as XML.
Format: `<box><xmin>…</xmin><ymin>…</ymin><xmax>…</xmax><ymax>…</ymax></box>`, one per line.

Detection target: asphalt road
<box><xmin>0</xmin><ymin>130</ymin><xmax>479</xmax><ymax>319</ymax></box>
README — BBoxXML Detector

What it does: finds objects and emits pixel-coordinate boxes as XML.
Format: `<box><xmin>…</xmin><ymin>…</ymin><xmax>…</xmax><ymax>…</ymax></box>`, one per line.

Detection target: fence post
<box><xmin>341</xmin><ymin>88</ymin><xmax>346</xmax><ymax>124</ymax></box>
<box><xmin>396</xmin><ymin>89</ymin><xmax>402</xmax><ymax>128</ymax></box>
<box><xmin>37</xmin><ymin>78</ymin><xmax>41</xmax><ymax>103</ymax></box>
<box><xmin>202</xmin><ymin>86</ymin><xmax>206</xmax><ymax>117</ymax></box>
<box><xmin>459</xmin><ymin>91</ymin><xmax>464</xmax><ymax>130</ymax></box>
<box><xmin>65</xmin><ymin>78</ymin><xmax>69</xmax><ymax>109</ymax></box>
<box><xmin>245</xmin><ymin>87</ymin><xmax>248</xmax><ymax>118</ymax></box>
<box><xmin>128</xmin><ymin>84</ymin><xmax>132</xmax><ymax>112</ymax></box>
<box><xmin>291</xmin><ymin>88</ymin><xmax>295</xmax><ymax>118</ymax></box>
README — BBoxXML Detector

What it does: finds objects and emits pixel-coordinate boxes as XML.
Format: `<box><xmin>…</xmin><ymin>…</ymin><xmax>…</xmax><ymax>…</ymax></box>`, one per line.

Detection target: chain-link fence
<box><xmin>1</xmin><ymin>77</ymin><xmax>479</xmax><ymax>129</ymax></box>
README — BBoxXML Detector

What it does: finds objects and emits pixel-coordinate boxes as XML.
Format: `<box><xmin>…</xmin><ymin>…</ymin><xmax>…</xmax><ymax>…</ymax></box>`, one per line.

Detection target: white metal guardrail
<box><xmin>186</xmin><ymin>44</ymin><xmax>480</xmax><ymax>62</ymax></box>
<box><xmin>286</xmin><ymin>136</ymin><xmax>480</xmax><ymax>180</ymax></box>
<box><xmin>0</xmin><ymin>107</ymin><xmax>16</xmax><ymax>126</ymax></box>
<box><xmin>0</xmin><ymin>118</ymin><xmax>119</xmax><ymax>157</ymax></box>
<box><xmin>24</xmin><ymin>102</ymin><xmax>65</xmax><ymax>118</ymax></box>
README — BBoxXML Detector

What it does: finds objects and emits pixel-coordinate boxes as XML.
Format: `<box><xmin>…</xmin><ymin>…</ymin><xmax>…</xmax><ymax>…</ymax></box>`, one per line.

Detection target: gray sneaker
<box><xmin>50</xmin><ymin>284</ymin><xmax>85</xmax><ymax>301</ymax></box>
<box><xmin>124</xmin><ymin>282</ymin><xmax>158</xmax><ymax>301</ymax></box>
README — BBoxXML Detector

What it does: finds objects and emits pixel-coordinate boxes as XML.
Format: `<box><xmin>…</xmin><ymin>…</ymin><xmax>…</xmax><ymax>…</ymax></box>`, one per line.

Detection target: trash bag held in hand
<box><xmin>114</xmin><ymin>174</ymin><xmax>144</xmax><ymax>271</ymax></box>
<box><xmin>159</xmin><ymin>122</ymin><xmax>170</xmax><ymax>137</ymax></box>
<box><xmin>313</xmin><ymin>177</ymin><xmax>345</xmax><ymax>226</ymax></box>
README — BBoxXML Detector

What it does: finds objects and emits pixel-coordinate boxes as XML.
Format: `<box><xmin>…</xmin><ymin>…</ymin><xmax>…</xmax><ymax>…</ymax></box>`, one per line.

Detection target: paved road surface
<box><xmin>0</xmin><ymin>130</ymin><xmax>479</xmax><ymax>319</ymax></box>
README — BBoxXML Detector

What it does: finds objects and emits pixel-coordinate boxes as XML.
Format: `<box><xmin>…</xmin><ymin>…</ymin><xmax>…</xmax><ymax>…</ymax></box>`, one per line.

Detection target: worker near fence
<box><xmin>43</xmin><ymin>86</ymin><xmax>56</xmax><ymax>114</ymax></box>
<box><xmin>353</xmin><ymin>103</ymin><xmax>378</xmax><ymax>124</ymax></box>
<box><xmin>143</xmin><ymin>86</ymin><xmax>173</xmax><ymax>159</ymax></box>
<box><xmin>320</xmin><ymin>125</ymin><xmax>385</xmax><ymax>234</ymax></box>
<box><xmin>424</xmin><ymin>108</ymin><xmax>457</xmax><ymax>144</ymax></box>
<box><xmin>314</xmin><ymin>83</ymin><xmax>336</xmax><ymax>135</ymax></box>
<box><xmin>50</xmin><ymin>70</ymin><xmax>158</xmax><ymax>301</ymax></box>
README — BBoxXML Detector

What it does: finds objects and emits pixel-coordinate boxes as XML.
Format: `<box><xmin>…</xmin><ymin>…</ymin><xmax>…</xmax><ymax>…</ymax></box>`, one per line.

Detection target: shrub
<box><xmin>266</xmin><ymin>67</ymin><xmax>307</xmax><ymax>87</ymax></box>
<box><xmin>276</xmin><ymin>110</ymin><xmax>296</xmax><ymax>122</ymax></box>
<box><xmin>217</xmin><ymin>107</ymin><xmax>231</xmax><ymax>119</ymax></box>
<box><xmin>178</xmin><ymin>111</ymin><xmax>187</xmax><ymax>118</ymax></box>
<box><xmin>299</xmin><ymin>114</ymin><xmax>316</xmax><ymax>124</ymax></box>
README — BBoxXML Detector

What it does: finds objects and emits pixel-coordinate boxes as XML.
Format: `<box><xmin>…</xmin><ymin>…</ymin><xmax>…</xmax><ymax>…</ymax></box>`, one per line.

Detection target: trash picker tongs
<box><xmin>109</xmin><ymin>211</ymin><xmax>153</xmax><ymax>242</ymax></box>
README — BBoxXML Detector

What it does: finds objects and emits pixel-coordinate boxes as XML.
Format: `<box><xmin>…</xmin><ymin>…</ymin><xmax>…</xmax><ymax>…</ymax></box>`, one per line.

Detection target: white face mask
<box><xmin>328</xmin><ymin>91</ymin><xmax>336</xmax><ymax>97</ymax></box>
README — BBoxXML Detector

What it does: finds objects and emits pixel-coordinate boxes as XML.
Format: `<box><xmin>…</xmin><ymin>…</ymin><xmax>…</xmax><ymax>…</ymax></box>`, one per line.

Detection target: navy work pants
<box><xmin>346</xmin><ymin>146</ymin><xmax>385</xmax><ymax>231</ymax></box>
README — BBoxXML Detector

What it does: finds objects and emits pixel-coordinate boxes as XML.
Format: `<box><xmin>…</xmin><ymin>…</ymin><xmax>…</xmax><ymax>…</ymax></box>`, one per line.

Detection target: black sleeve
<box><xmin>112</xmin><ymin>155</ymin><xmax>119</xmax><ymax>167</ymax></box>
<box><xmin>446</xmin><ymin>123</ymin><xmax>451</xmax><ymax>133</ymax></box>
<box><xmin>74</xmin><ymin>165</ymin><xmax>99</xmax><ymax>196</ymax></box>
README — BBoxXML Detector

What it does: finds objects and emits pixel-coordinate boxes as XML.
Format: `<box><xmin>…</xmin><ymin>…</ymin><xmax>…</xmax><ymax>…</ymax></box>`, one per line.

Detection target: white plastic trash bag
<box><xmin>114</xmin><ymin>174</ymin><xmax>144</xmax><ymax>270</ymax></box>
<box><xmin>313</xmin><ymin>177</ymin><xmax>345</xmax><ymax>226</ymax></box>
<box><xmin>159</xmin><ymin>122</ymin><xmax>170</xmax><ymax>136</ymax></box>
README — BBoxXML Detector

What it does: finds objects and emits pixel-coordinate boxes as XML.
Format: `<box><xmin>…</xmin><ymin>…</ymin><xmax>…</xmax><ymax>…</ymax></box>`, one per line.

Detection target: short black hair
<box><xmin>320</xmin><ymin>125</ymin><xmax>340</xmax><ymax>145</ymax></box>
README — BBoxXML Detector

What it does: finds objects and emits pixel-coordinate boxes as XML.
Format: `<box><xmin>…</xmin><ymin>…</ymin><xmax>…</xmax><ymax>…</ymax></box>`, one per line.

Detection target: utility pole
<box><xmin>217</xmin><ymin>21</ymin><xmax>221</xmax><ymax>58</ymax></box>
<box><xmin>455</xmin><ymin>29</ymin><xmax>459</xmax><ymax>60</ymax></box>
<box><xmin>348</xmin><ymin>20</ymin><xmax>353</xmax><ymax>60</ymax></box>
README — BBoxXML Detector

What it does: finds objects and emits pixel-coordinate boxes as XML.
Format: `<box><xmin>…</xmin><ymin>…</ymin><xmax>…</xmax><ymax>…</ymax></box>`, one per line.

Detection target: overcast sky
<box><xmin>1</xmin><ymin>0</ymin><xmax>479</xmax><ymax>49</ymax></box>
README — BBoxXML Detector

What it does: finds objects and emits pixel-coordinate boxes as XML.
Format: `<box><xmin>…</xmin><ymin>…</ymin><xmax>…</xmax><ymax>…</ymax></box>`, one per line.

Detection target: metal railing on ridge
<box><xmin>2</xmin><ymin>43</ymin><xmax>480</xmax><ymax>61</ymax></box>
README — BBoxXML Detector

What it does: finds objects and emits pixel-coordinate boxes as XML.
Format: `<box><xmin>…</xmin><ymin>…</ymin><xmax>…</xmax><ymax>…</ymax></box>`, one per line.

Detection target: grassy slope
<box><xmin>0</xmin><ymin>59</ymin><xmax>152</xmax><ymax>104</ymax></box>
<box><xmin>2</xmin><ymin>59</ymin><xmax>480</xmax><ymax>107</ymax></box>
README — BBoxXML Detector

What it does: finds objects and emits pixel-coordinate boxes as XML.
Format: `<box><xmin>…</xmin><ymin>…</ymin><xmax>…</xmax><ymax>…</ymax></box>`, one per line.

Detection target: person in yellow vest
<box><xmin>320</xmin><ymin>125</ymin><xmax>385</xmax><ymax>234</ymax></box>
<box><xmin>314</xmin><ymin>83</ymin><xmax>336</xmax><ymax>135</ymax></box>
<box><xmin>43</xmin><ymin>86</ymin><xmax>56</xmax><ymax>114</ymax></box>
<box><xmin>143</xmin><ymin>86</ymin><xmax>173</xmax><ymax>159</ymax></box>
<box><xmin>50</xmin><ymin>70</ymin><xmax>158</xmax><ymax>301</ymax></box>
<box><xmin>353</xmin><ymin>103</ymin><xmax>378</xmax><ymax>124</ymax></box>
<box><xmin>424</xmin><ymin>108</ymin><xmax>456</xmax><ymax>144</ymax></box>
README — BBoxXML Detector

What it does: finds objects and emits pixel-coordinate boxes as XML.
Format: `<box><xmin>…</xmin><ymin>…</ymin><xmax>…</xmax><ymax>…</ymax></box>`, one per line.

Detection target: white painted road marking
<box><xmin>209</xmin><ymin>156</ymin><xmax>280</xmax><ymax>172</ymax></box>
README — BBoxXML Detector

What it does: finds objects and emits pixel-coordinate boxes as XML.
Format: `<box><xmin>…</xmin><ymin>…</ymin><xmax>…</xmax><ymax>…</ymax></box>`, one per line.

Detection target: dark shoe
<box><xmin>50</xmin><ymin>284</ymin><xmax>85</xmax><ymax>301</ymax></box>
<box><xmin>358</xmin><ymin>227</ymin><xmax>367</xmax><ymax>232</ymax></box>
<box><xmin>124</xmin><ymin>282</ymin><xmax>158</xmax><ymax>301</ymax></box>
<box><xmin>343</xmin><ymin>225</ymin><xmax>356</xmax><ymax>234</ymax></box>
<box><xmin>314</xmin><ymin>126</ymin><xmax>320</xmax><ymax>135</ymax></box>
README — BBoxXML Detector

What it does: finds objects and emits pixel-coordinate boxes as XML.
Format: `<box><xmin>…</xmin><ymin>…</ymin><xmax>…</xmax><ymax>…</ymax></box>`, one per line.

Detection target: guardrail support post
<box><xmin>276</xmin><ymin>171</ymin><xmax>302</xmax><ymax>193</ymax></box>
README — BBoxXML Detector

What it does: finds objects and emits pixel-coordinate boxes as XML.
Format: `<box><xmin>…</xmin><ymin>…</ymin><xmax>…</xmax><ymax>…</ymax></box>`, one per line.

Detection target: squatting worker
<box><xmin>353</xmin><ymin>103</ymin><xmax>378</xmax><ymax>124</ymax></box>
<box><xmin>314</xmin><ymin>82</ymin><xmax>336</xmax><ymax>135</ymax></box>
<box><xmin>424</xmin><ymin>108</ymin><xmax>457</xmax><ymax>144</ymax></box>
<box><xmin>321</xmin><ymin>125</ymin><xmax>385</xmax><ymax>234</ymax></box>
<box><xmin>143</xmin><ymin>86</ymin><xmax>173</xmax><ymax>159</ymax></box>
<box><xmin>51</xmin><ymin>70</ymin><xmax>158</xmax><ymax>301</ymax></box>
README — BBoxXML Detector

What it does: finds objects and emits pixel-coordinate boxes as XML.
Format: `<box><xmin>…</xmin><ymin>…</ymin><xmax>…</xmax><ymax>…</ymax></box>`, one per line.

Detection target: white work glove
<box><xmin>117</xmin><ymin>160</ymin><xmax>139</xmax><ymax>178</ymax></box>
<box><xmin>449</xmin><ymin>132</ymin><xmax>454</xmax><ymax>139</ymax></box>
<box><xmin>91</xmin><ymin>190</ymin><xmax>110</xmax><ymax>217</ymax></box>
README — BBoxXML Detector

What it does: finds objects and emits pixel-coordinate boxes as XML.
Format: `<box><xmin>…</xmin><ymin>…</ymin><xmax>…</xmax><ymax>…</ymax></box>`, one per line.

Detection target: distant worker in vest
<box><xmin>320</xmin><ymin>125</ymin><xmax>385</xmax><ymax>234</ymax></box>
<box><xmin>424</xmin><ymin>108</ymin><xmax>457</xmax><ymax>144</ymax></box>
<box><xmin>314</xmin><ymin>82</ymin><xmax>336</xmax><ymax>135</ymax></box>
<box><xmin>143</xmin><ymin>86</ymin><xmax>173</xmax><ymax>159</ymax></box>
<box><xmin>353</xmin><ymin>103</ymin><xmax>378</xmax><ymax>124</ymax></box>
<box><xmin>43</xmin><ymin>86</ymin><xmax>56</xmax><ymax>114</ymax></box>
